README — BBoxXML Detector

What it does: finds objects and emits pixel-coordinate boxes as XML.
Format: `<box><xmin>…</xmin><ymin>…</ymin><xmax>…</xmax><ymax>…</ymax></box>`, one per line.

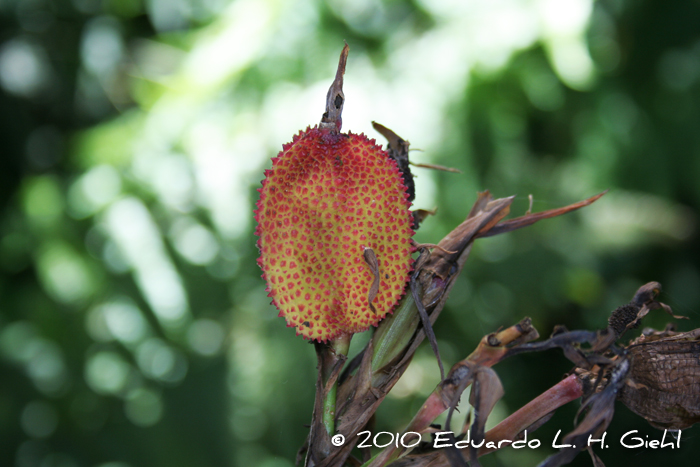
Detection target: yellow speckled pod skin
<box><xmin>255</xmin><ymin>126</ymin><xmax>413</xmax><ymax>341</ymax></box>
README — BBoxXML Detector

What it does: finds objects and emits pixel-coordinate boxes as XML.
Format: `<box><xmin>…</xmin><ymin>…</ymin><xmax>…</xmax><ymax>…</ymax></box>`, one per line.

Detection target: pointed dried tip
<box><xmin>320</xmin><ymin>42</ymin><xmax>349</xmax><ymax>132</ymax></box>
<box><xmin>631</xmin><ymin>281</ymin><xmax>662</xmax><ymax>307</ymax></box>
<box><xmin>372</xmin><ymin>121</ymin><xmax>401</xmax><ymax>147</ymax></box>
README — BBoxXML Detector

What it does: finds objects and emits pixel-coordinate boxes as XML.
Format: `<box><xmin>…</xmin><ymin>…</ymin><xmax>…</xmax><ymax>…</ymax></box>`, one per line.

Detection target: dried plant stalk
<box><xmin>302</xmin><ymin>191</ymin><xmax>606</xmax><ymax>466</ymax></box>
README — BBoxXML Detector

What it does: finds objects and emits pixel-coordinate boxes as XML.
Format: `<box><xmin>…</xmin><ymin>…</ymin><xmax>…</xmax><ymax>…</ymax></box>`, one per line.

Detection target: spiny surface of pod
<box><xmin>254</xmin><ymin>45</ymin><xmax>414</xmax><ymax>341</ymax></box>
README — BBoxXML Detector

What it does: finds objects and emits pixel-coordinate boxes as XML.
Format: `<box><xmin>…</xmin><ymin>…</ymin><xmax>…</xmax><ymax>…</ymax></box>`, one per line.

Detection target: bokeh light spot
<box><xmin>171</xmin><ymin>217</ymin><xmax>220</xmax><ymax>265</ymax></box>
<box><xmin>136</xmin><ymin>338</ymin><xmax>188</xmax><ymax>383</ymax></box>
<box><xmin>20</xmin><ymin>401</ymin><xmax>59</xmax><ymax>439</ymax></box>
<box><xmin>186</xmin><ymin>319</ymin><xmax>225</xmax><ymax>356</ymax></box>
<box><xmin>124</xmin><ymin>388</ymin><xmax>163</xmax><ymax>426</ymax></box>
<box><xmin>36</xmin><ymin>242</ymin><xmax>96</xmax><ymax>305</ymax></box>
<box><xmin>0</xmin><ymin>38</ymin><xmax>50</xmax><ymax>97</ymax></box>
<box><xmin>68</xmin><ymin>165</ymin><xmax>122</xmax><ymax>219</ymax></box>
<box><xmin>81</xmin><ymin>16</ymin><xmax>124</xmax><ymax>77</ymax></box>
<box><xmin>0</xmin><ymin>321</ymin><xmax>38</xmax><ymax>363</ymax></box>
<box><xmin>87</xmin><ymin>299</ymin><xmax>149</xmax><ymax>345</ymax></box>
<box><xmin>85</xmin><ymin>351</ymin><xmax>131</xmax><ymax>395</ymax></box>
<box><xmin>22</xmin><ymin>176</ymin><xmax>63</xmax><ymax>228</ymax></box>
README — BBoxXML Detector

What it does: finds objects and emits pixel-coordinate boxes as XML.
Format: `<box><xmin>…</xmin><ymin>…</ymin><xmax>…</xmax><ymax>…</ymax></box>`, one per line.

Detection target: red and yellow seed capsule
<box><xmin>254</xmin><ymin>45</ymin><xmax>414</xmax><ymax>341</ymax></box>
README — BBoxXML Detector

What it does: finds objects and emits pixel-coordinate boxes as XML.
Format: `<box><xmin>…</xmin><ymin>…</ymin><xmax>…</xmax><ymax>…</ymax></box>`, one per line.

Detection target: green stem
<box><xmin>323</xmin><ymin>333</ymin><xmax>352</xmax><ymax>436</ymax></box>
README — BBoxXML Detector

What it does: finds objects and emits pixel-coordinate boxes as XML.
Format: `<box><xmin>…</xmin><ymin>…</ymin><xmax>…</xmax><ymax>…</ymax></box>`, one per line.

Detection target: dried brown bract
<box><xmin>619</xmin><ymin>327</ymin><xmax>700</xmax><ymax>430</ymax></box>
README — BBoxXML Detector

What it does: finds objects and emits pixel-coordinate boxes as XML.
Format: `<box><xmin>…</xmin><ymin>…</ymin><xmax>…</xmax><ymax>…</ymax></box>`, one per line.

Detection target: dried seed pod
<box><xmin>254</xmin><ymin>45</ymin><xmax>414</xmax><ymax>341</ymax></box>
<box><xmin>618</xmin><ymin>328</ymin><xmax>700</xmax><ymax>430</ymax></box>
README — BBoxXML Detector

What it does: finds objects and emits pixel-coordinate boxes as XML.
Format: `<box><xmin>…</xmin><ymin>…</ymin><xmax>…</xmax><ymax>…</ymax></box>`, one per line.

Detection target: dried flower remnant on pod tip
<box><xmin>254</xmin><ymin>44</ymin><xmax>414</xmax><ymax>341</ymax></box>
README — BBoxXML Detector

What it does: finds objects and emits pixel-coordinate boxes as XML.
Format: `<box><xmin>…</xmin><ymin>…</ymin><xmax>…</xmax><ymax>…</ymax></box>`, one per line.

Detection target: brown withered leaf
<box><xmin>372</xmin><ymin>121</ymin><xmax>416</xmax><ymax>204</ymax></box>
<box><xmin>410</xmin><ymin>162</ymin><xmax>461</xmax><ymax>173</ymax></box>
<box><xmin>434</xmin><ymin>361</ymin><xmax>506</xmax><ymax>467</ymax></box>
<box><xmin>477</xmin><ymin>191</ymin><xmax>606</xmax><ymax>238</ymax></box>
<box><xmin>538</xmin><ymin>358</ymin><xmax>630</xmax><ymax>467</ymax></box>
<box><xmin>465</xmin><ymin>367</ymin><xmax>504</xmax><ymax>467</ymax></box>
<box><xmin>605</xmin><ymin>282</ymin><xmax>688</xmax><ymax>338</ymax></box>
<box><xmin>363</xmin><ymin>247</ymin><xmax>381</xmax><ymax>314</ymax></box>
<box><xmin>411</xmin><ymin>249</ymin><xmax>447</xmax><ymax>382</ymax></box>
<box><xmin>371</xmin><ymin>320</ymin><xmax>537</xmax><ymax>467</ymax></box>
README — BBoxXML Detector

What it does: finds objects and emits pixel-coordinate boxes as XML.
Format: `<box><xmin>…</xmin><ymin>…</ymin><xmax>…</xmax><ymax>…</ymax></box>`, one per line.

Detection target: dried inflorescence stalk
<box><xmin>374</xmin><ymin>283</ymin><xmax>698</xmax><ymax>467</ymax></box>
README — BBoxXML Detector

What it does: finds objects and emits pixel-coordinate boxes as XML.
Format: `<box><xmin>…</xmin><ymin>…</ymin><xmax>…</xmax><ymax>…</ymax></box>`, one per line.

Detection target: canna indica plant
<box><xmin>253</xmin><ymin>44</ymin><xmax>667</xmax><ymax>467</ymax></box>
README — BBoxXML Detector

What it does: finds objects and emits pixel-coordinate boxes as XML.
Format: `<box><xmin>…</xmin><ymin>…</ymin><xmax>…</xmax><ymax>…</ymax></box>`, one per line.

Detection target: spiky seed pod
<box><xmin>254</xmin><ymin>46</ymin><xmax>414</xmax><ymax>341</ymax></box>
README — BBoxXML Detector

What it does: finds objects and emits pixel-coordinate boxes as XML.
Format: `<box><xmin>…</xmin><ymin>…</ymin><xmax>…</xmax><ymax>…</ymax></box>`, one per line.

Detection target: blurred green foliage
<box><xmin>1</xmin><ymin>0</ymin><xmax>699</xmax><ymax>466</ymax></box>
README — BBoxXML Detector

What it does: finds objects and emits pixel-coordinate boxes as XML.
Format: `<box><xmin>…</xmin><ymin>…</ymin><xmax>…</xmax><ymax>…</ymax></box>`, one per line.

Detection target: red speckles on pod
<box><xmin>255</xmin><ymin>44</ymin><xmax>414</xmax><ymax>342</ymax></box>
<box><xmin>255</xmin><ymin>126</ymin><xmax>414</xmax><ymax>341</ymax></box>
